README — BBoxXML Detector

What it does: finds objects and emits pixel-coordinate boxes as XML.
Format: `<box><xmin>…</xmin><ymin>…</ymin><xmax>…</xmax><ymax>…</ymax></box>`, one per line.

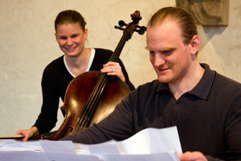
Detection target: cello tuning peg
<box><xmin>138</xmin><ymin>29</ymin><xmax>145</xmax><ymax>35</ymax></box>
<box><xmin>114</xmin><ymin>26</ymin><xmax>124</xmax><ymax>31</ymax></box>
<box><xmin>118</xmin><ymin>20</ymin><xmax>126</xmax><ymax>27</ymax></box>
<box><xmin>139</xmin><ymin>26</ymin><xmax>147</xmax><ymax>35</ymax></box>
<box><xmin>134</xmin><ymin>26</ymin><xmax>147</xmax><ymax>35</ymax></box>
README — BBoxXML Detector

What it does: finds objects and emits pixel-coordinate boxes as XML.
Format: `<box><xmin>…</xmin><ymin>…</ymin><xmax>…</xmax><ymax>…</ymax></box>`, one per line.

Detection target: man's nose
<box><xmin>153</xmin><ymin>54</ymin><xmax>165</xmax><ymax>67</ymax></box>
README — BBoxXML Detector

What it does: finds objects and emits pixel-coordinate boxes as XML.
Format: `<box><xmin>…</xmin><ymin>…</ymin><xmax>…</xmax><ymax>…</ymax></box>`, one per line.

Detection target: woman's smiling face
<box><xmin>55</xmin><ymin>22</ymin><xmax>87</xmax><ymax>57</ymax></box>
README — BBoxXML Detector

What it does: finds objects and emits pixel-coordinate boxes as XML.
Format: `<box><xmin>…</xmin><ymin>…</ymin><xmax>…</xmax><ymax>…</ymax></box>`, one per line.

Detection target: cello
<box><xmin>42</xmin><ymin>11</ymin><xmax>146</xmax><ymax>140</ymax></box>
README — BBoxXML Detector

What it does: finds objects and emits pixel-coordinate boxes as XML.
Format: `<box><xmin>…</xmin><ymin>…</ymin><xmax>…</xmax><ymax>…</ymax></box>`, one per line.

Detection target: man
<box><xmin>62</xmin><ymin>7</ymin><xmax>241</xmax><ymax>161</ymax></box>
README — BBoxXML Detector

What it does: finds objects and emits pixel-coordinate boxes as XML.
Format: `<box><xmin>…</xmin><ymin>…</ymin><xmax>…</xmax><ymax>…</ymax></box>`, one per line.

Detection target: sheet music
<box><xmin>0</xmin><ymin>126</ymin><xmax>181</xmax><ymax>161</ymax></box>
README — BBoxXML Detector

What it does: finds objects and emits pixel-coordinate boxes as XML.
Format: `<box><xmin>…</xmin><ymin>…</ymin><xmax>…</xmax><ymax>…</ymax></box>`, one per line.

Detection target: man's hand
<box><xmin>179</xmin><ymin>151</ymin><xmax>208</xmax><ymax>161</ymax></box>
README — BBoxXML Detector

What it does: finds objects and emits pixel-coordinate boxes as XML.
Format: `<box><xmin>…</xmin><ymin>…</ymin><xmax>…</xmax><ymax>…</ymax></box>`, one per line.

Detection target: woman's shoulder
<box><xmin>90</xmin><ymin>48</ymin><xmax>113</xmax><ymax>70</ymax></box>
<box><xmin>95</xmin><ymin>48</ymin><xmax>113</xmax><ymax>54</ymax></box>
<box><xmin>43</xmin><ymin>55</ymin><xmax>65</xmax><ymax>74</ymax></box>
<box><xmin>94</xmin><ymin>48</ymin><xmax>113</xmax><ymax>58</ymax></box>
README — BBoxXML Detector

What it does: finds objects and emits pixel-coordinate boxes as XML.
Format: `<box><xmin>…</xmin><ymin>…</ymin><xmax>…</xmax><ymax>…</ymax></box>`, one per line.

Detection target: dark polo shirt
<box><xmin>63</xmin><ymin>63</ymin><xmax>241</xmax><ymax>161</ymax></box>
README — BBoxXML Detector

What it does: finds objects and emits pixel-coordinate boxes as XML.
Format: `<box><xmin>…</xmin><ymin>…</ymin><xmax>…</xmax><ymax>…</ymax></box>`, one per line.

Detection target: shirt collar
<box><xmin>156</xmin><ymin>63</ymin><xmax>216</xmax><ymax>100</ymax></box>
<box><xmin>189</xmin><ymin>63</ymin><xmax>216</xmax><ymax>100</ymax></box>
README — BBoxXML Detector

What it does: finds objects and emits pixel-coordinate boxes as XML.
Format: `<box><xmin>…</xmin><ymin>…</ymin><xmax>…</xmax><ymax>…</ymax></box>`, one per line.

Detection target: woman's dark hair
<box><xmin>54</xmin><ymin>10</ymin><xmax>86</xmax><ymax>31</ymax></box>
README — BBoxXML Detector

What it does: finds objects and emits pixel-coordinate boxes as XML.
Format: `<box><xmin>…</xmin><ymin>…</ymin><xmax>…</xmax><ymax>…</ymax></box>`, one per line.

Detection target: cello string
<box><xmin>75</xmin><ymin>79</ymin><xmax>107</xmax><ymax>131</ymax></box>
<box><xmin>76</xmin><ymin>75</ymin><xmax>105</xmax><ymax>128</ymax></box>
<box><xmin>76</xmin><ymin>74</ymin><xmax>108</xmax><ymax>128</ymax></box>
<box><xmin>79</xmin><ymin>32</ymin><xmax>129</xmax><ymax>117</ymax></box>
<box><xmin>77</xmin><ymin>32</ymin><xmax>130</xmax><ymax>129</ymax></box>
<box><xmin>84</xmin><ymin>32</ymin><xmax>130</xmax><ymax>118</ymax></box>
<box><xmin>110</xmin><ymin>31</ymin><xmax>129</xmax><ymax>62</ymax></box>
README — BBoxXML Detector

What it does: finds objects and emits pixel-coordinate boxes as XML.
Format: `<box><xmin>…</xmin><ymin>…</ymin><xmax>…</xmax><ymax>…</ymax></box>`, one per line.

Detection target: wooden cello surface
<box><xmin>45</xmin><ymin>71</ymin><xmax>130</xmax><ymax>140</ymax></box>
<box><xmin>42</xmin><ymin>11</ymin><xmax>146</xmax><ymax>140</ymax></box>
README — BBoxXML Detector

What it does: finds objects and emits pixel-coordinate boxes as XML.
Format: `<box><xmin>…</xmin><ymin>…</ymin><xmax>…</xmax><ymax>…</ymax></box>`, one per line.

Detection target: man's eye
<box><xmin>162</xmin><ymin>50</ymin><xmax>173</xmax><ymax>55</ymax></box>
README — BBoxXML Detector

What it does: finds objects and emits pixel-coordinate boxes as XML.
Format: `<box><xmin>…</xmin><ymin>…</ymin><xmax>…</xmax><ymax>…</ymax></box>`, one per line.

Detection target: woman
<box><xmin>15</xmin><ymin>10</ymin><xmax>135</xmax><ymax>141</ymax></box>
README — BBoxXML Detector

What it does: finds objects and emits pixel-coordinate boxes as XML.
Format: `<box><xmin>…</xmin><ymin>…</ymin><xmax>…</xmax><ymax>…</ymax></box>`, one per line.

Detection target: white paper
<box><xmin>0</xmin><ymin>140</ymin><xmax>43</xmax><ymax>152</ymax></box>
<box><xmin>102</xmin><ymin>151</ymin><xmax>178</xmax><ymax>161</ymax></box>
<box><xmin>40</xmin><ymin>140</ymin><xmax>75</xmax><ymax>154</ymax></box>
<box><xmin>117</xmin><ymin>126</ymin><xmax>182</xmax><ymax>154</ymax></box>
<box><xmin>40</xmin><ymin>140</ymin><xmax>78</xmax><ymax>161</ymax></box>
<box><xmin>0</xmin><ymin>126</ymin><xmax>182</xmax><ymax>161</ymax></box>
<box><xmin>75</xmin><ymin>126</ymin><xmax>181</xmax><ymax>161</ymax></box>
<box><xmin>0</xmin><ymin>151</ymin><xmax>49</xmax><ymax>161</ymax></box>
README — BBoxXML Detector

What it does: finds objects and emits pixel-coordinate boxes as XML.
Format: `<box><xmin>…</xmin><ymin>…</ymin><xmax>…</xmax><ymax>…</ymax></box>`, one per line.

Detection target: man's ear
<box><xmin>190</xmin><ymin>35</ymin><xmax>200</xmax><ymax>55</ymax></box>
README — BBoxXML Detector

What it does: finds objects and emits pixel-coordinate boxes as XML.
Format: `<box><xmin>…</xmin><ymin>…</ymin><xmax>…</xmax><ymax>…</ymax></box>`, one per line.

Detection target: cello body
<box><xmin>43</xmin><ymin>71</ymin><xmax>130</xmax><ymax>140</ymax></box>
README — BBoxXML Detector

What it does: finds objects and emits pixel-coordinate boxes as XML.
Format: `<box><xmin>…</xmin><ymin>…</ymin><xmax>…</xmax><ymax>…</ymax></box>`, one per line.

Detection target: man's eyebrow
<box><xmin>145</xmin><ymin>47</ymin><xmax>176</xmax><ymax>52</ymax></box>
<box><xmin>160</xmin><ymin>47</ymin><xmax>176</xmax><ymax>52</ymax></box>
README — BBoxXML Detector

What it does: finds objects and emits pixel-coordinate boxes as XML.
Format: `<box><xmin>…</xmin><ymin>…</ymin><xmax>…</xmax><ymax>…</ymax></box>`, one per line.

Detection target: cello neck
<box><xmin>109</xmin><ymin>31</ymin><xmax>130</xmax><ymax>62</ymax></box>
